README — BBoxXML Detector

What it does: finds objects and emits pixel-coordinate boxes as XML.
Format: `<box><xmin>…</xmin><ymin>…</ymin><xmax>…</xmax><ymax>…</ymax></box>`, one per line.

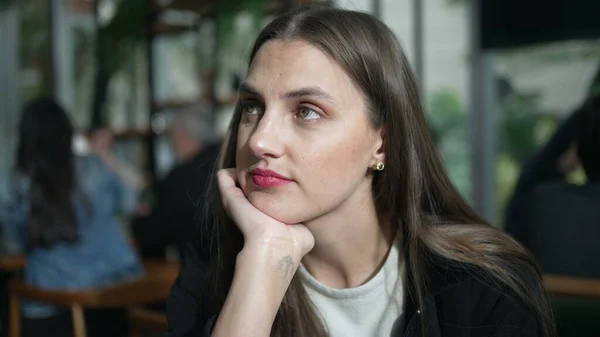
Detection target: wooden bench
<box><xmin>128</xmin><ymin>307</ymin><xmax>169</xmax><ymax>337</ymax></box>
<box><xmin>544</xmin><ymin>274</ymin><xmax>600</xmax><ymax>300</ymax></box>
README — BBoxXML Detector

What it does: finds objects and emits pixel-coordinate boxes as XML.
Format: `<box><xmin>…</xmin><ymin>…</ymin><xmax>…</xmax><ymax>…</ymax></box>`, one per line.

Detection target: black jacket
<box><xmin>166</xmin><ymin>241</ymin><xmax>542</xmax><ymax>337</ymax></box>
<box><xmin>132</xmin><ymin>142</ymin><xmax>220</xmax><ymax>258</ymax></box>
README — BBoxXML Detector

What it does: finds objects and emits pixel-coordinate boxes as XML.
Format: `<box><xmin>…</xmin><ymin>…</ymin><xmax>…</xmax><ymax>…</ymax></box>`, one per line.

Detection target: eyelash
<box><xmin>239</xmin><ymin>100</ymin><xmax>262</xmax><ymax>116</ymax></box>
<box><xmin>238</xmin><ymin>100</ymin><xmax>323</xmax><ymax>122</ymax></box>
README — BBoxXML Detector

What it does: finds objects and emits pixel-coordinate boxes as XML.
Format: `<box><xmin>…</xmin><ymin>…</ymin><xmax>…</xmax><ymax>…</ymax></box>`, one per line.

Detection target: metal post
<box><xmin>91</xmin><ymin>0</ymin><xmax>109</xmax><ymax>129</ymax></box>
<box><xmin>469</xmin><ymin>0</ymin><xmax>497</xmax><ymax>224</ymax></box>
<box><xmin>51</xmin><ymin>0</ymin><xmax>75</xmax><ymax>113</ymax></box>
<box><xmin>146</xmin><ymin>7</ymin><xmax>158</xmax><ymax>188</ymax></box>
<box><xmin>372</xmin><ymin>0</ymin><xmax>381</xmax><ymax>18</ymax></box>
<box><xmin>413</xmin><ymin>0</ymin><xmax>424</xmax><ymax>91</ymax></box>
<box><xmin>0</xmin><ymin>0</ymin><xmax>21</xmax><ymax>174</ymax></box>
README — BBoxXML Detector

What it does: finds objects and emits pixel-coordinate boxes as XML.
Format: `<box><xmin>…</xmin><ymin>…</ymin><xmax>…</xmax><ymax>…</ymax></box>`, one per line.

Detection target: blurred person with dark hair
<box><xmin>0</xmin><ymin>98</ymin><xmax>143</xmax><ymax>337</ymax></box>
<box><xmin>505</xmin><ymin>70</ymin><xmax>600</xmax><ymax>278</ymax></box>
<box><xmin>132</xmin><ymin>102</ymin><xmax>221</xmax><ymax>260</ymax></box>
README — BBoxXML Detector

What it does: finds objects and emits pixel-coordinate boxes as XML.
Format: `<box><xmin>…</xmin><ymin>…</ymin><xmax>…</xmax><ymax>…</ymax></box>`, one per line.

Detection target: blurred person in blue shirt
<box><xmin>0</xmin><ymin>98</ymin><xmax>143</xmax><ymax>337</ymax></box>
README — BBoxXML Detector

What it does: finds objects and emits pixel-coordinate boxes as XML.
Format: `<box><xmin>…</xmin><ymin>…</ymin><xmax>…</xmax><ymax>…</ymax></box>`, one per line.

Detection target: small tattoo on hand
<box><xmin>276</xmin><ymin>255</ymin><xmax>294</xmax><ymax>280</ymax></box>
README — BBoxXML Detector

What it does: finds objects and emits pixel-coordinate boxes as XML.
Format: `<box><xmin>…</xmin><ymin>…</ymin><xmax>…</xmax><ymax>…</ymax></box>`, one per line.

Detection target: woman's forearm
<box><xmin>211</xmin><ymin>245</ymin><xmax>298</xmax><ymax>337</ymax></box>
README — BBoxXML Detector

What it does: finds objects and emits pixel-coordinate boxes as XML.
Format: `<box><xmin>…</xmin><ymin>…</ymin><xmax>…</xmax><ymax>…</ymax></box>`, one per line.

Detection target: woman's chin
<box><xmin>246</xmin><ymin>194</ymin><xmax>304</xmax><ymax>225</ymax></box>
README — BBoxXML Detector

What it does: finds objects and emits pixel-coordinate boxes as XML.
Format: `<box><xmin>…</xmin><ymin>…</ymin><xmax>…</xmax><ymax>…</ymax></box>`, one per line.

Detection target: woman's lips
<box><xmin>251</xmin><ymin>175</ymin><xmax>293</xmax><ymax>187</ymax></box>
<box><xmin>250</xmin><ymin>168</ymin><xmax>293</xmax><ymax>188</ymax></box>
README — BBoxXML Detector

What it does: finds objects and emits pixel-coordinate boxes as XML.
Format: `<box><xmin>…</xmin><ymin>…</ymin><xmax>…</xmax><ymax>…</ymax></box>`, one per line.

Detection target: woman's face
<box><xmin>236</xmin><ymin>40</ymin><xmax>385</xmax><ymax>224</ymax></box>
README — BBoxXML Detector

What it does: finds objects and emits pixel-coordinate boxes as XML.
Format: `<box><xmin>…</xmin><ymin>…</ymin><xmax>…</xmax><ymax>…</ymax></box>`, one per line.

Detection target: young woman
<box><xmin>0</xmin><ymin>98</ymin><xmax>143</xmax><ymax>337</ymax></box>
<box><xmin>166</xmin><ymin>5</ymin><xmax>555</xmax><ymax>337</ymax></box>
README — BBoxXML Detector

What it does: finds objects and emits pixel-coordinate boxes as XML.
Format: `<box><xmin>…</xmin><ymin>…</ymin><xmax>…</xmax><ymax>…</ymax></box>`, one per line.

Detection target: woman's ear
<box><xmin>370</xmin><ymin>128</ymin><xmax>386</xmax><ymax>168</ymax></box>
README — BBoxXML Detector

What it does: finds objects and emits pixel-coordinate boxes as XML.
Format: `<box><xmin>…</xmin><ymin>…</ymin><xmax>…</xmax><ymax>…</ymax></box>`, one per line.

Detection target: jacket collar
<box><xmin>402</xmin><ymin>243</ymin><xmax>469</xmax><ymax>316</ymax></box>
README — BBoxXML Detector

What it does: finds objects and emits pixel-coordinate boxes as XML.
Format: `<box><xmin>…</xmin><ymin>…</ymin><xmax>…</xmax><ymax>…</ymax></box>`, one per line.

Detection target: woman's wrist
<box><xmin>242</xmin><ymin>233</ymin><xmax>308</xmax><ymax>264</ymax></box>
<box><xmin>237</xmin><ymin>243</ymin><xmax>299</xmax><ymax>286</ymax></box>
<box><xmin>212</xmin><ymin>246</ymin><xmax>299</xmax><ymax>337</ymax></box>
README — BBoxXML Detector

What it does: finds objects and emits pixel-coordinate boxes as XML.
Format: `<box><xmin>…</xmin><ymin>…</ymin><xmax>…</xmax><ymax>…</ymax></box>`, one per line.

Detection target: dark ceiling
<box><xmin>480</xmin><ymin>0</ymin><xmax>600</xmax><ymax>49</ymax></box>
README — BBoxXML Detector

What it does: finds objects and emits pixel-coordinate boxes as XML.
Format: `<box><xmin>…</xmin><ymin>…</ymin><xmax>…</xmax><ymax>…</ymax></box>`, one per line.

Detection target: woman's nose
<box><xmin>248</xmin><ymin>114</ymin><xmax>284</xmax><ymax>159</ymax></box>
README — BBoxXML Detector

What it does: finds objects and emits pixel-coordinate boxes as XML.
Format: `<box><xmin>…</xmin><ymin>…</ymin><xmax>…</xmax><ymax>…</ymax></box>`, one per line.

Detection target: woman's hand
<box><xmin>212</xmin><ymin>168</ymin><xmax>314</xmax><ymax>337</ymax></box>
<box><xmin>217</xmin><ymin>168</ymin><xmax>314</xmax><ymax>260</ymax></box>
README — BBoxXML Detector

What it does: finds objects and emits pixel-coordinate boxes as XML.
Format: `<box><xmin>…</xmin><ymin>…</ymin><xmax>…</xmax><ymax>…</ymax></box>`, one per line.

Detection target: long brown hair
<box><xmin>203</xmin><ymin>5</ymin><xmax>555</xmax><ymax>336</ymax></box>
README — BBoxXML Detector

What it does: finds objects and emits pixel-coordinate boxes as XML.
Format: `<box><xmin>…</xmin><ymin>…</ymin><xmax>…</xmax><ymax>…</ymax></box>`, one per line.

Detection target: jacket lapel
<box><xmin>400</xmin><ymin>241</ymin><xmax>467</xmax><ymax>337</ymax></box>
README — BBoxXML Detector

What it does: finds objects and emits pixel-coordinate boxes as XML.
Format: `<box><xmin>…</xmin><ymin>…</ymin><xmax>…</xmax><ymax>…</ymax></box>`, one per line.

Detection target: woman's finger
<box><xmin>216</xmin><ymin>169</ymin><xmax>238</xmax><ymax>207</ymax></box>
<box><xmin>217</xmin><ymin>169</ymin><xmax>261</xmax><ymax>233</ymax></box>
<box><xmin>216</xmin><ymin>168</ymin><xmax>242</xmax><ymax>214</ymax></box>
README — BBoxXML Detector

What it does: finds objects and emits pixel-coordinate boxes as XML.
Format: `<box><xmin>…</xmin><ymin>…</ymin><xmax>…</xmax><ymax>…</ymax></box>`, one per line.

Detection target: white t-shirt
<box><xmin>298</xmin><ymin>235</ymin><xmax>406</xmax><ymax>337</ymax></box>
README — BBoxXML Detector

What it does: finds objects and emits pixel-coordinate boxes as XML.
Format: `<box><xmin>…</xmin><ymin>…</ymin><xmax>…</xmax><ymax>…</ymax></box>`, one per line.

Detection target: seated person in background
<box><xmin>0</xmin><ymin>98</ymin><xmax>143</xmax><ymax>337</ymax></box>
<box><xmin>132</xmin><ymin>103</ymin><xmax>221</xmax><ymax>260</ymax></box>
<box><xmin>505</xmin><ymin>70</ymin><xmax>600</xmax><ymax>239</ymax></box>
<box><xmin>505</xmin><ymin>82</ymin><xmax>600</xmax><ymax>277</ymax></box>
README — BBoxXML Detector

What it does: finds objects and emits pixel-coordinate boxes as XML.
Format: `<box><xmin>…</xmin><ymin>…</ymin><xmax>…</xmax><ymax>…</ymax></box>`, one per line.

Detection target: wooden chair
<box><xmin>8</xmin><ymin>259</ymin><xmax>179</xmax><ymax>337</ymax></box>
<box><xmin>0</xmin><ymin>256</ymin><xmax>27</xmax><ymax>273</ymax></box>
<box><xmin>128</xmin><ymin>307</ymin><xmax>168</xmax><ymax>337</ymax></box>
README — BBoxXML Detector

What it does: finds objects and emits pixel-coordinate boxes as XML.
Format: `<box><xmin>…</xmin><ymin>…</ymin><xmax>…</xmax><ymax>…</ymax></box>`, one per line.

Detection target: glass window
<box><xmin>493</xmin><ymin>40</ymin><xmax>600</xmax><ymax>226</ymax></box>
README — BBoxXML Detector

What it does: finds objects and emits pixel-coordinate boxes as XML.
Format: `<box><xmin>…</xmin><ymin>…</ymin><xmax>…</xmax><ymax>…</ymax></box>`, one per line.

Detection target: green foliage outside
<box><xmin>427</xmin><ymin>88</ymin><xmax>559</xmax><ymax>225</ymax></box>
<box><xmin>19</xmin><ymin>0</ymin><xmax>52</xmax><ymax>101</ymax></box>
<box><xmin>426</xmin><ymin>90</ymin><xmax>471</xmax><ymax>201</ymax></box>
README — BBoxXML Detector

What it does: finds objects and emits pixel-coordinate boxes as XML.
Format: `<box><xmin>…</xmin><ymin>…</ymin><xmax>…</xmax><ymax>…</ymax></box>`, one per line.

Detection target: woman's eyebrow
<box><xmin>239</xmin><ymin>83</ymin><xmax>333</xmax><ymax>103</ymax></box>
<box><xmin>283</xmin><ymin>86</ymin><xmax>333</xmax><ymax>103</ymax></box>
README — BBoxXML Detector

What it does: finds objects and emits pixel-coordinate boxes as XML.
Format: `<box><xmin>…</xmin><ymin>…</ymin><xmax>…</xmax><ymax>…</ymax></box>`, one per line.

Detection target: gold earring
<box><xmin>374</xmin><ymin>162</ymin><xmax>385</xmax><ymax>171</ymax></box>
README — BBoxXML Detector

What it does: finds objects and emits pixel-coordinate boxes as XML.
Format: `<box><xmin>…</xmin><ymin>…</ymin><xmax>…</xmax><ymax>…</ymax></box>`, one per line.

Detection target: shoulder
<box><xmin>165</xmin><ymin>145</ymin><xmax>219</xmax><ymax>186</ymax></box>
<box><xmin>530</xmin><ymin>181</ymin><xmax>600</xmax><ymax>199</ymax></box>
<box><xmin>192</xmin><ymin>143</ymin><xmax>220</xmax><ymax>172</ymax></box>
<box><xmin>539</xmin><ymin>182</ymin><xmax>600</xmax><ymax>196</ymax></box>
<box><xmin>204</xmin><ymin>142</ymin><xmax>222</xmax><ymax>158</ymax></box>
<box><xmin>427</xmin><ymin>261</ymin><xmax>543</xmax><ymax>336</ymax></box>
<box><xmin>528</xmin><ymin>183</ymin><xmax>600</xmax><ymax>219</ymax></box>
<box><xmin>194</xmin><ymin>144</ymin><xmax>221</xmax><ymax>171</ymax></box>
<box><xmin>438</xmin><ymin>263</ymin><xmax>537</xmax><ymax>313</ymax></box>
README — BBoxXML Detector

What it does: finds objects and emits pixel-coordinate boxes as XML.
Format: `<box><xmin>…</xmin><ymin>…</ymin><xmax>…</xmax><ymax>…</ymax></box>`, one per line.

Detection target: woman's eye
<box><xmin>240</xmin><ymin>101</ymin><xmax>262</xmax><ymax>115</ymax></box>
<box><xmin>297</xmin><ymin>107</ymin><xmax>321</xmax><ymax>120</ymax></box>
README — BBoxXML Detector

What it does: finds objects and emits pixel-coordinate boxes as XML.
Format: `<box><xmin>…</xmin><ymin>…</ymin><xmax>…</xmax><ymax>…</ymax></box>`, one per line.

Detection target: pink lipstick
<box><xmin>250</xmin><ymin>168</ymin><xmax>293</xmax><ymax>188</ymax></box>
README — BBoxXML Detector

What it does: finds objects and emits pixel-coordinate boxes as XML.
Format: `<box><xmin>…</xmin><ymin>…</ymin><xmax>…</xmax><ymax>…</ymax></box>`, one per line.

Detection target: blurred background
<box><xmin>0</xmin><ymin>0</ymin><xmax>599</xmax><ymax>336</ymax></box>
